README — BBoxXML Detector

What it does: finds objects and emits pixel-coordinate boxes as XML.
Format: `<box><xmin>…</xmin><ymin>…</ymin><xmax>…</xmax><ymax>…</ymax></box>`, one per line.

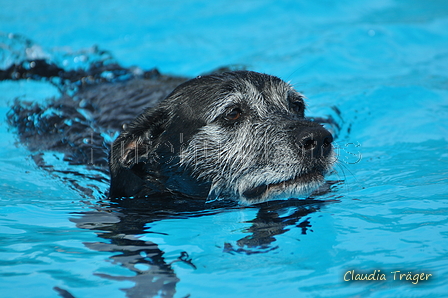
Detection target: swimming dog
<box><xmin>6</xmin><ymin>61</ymin><xmax>335</xmax><ymax>205</ymax></box>
<box><xmin>109</xmin><ymin>71</ymin><xmax>334</xmax><ymax>204</ymax></box>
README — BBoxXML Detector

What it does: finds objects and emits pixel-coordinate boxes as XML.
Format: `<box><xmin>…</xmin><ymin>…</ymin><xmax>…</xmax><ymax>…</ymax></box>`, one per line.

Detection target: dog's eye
<box><xmin>224</xmin><ymin>108</ymin><xmax>242</xmax><ymax>121</ymax></box>
<box><xmin>290</xmin><ymin>101</ymin><xmax>304</xmax><ymax>114</ymax></box>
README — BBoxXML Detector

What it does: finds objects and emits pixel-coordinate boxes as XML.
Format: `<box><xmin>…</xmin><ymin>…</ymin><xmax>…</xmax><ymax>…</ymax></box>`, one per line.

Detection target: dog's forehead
<box><xmin>170</xmin><ymin>71</ymin><xmax>302</xmax><ymax>124</ymax></box>
<box><xmin>206</xmin><ymin>74</ymin><xmax>297</xmax><ymax>121</ymax></box>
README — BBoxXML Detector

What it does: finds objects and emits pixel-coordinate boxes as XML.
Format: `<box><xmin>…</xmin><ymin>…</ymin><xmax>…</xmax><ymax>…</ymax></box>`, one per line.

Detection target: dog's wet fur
<box><xmin>109</xmin><ymin>71</ymin><xmax>334</xmax><ymax>204</ymax></box>
<box><xmin>6</xmin><ymin>61</ymin><xmax>339</xmax><ymax>298</ymax></box>
<box><xmin>4</xmin><ymin>47</ymin><xmax>339</xmax><ymax>298</ymax></box>
<box><xmin>7</xmin><ymin>64</ymin><xmax>335</xmax><ymax>205</ymax></box>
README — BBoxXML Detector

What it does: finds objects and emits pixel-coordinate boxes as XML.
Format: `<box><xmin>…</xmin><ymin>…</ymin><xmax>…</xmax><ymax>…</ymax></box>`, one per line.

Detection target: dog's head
<box><xmin>109</xmin><ymin>71</ymin><xmax>334</xmax><ymax>204</ymax></box>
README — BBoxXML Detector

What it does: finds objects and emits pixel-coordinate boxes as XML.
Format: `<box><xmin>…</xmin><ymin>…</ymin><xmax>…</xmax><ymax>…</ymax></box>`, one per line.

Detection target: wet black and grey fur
<box><xmin>109</xmin><ymin>71</ymin><xmax>334</xmax><ymax>204</ymax></box>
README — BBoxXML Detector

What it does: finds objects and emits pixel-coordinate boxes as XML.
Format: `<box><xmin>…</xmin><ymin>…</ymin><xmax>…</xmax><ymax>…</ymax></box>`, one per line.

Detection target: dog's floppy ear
<box><xmin>110</xmin><ymin>107</ymin><xmax>168</xmax><ymax>172</ymax></box>
<box><xmin>109</xmin><ymin>107</ymin><xmax>170</xmax><ymax>198</ymax></box>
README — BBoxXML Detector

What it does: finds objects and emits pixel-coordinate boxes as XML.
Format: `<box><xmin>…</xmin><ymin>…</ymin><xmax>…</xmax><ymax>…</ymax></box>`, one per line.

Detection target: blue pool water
<box><xmin>1</xmin><ymin>1</ymin><xmax>448</xmax><ymax>297</ymax></box>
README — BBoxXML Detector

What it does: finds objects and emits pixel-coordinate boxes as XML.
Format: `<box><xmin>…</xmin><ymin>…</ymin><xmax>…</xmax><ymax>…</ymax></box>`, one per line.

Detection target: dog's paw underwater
<box><xmin>7</xmin><ymin>60</ymin><xmax>338</xmax><ymax>205</ymax></box>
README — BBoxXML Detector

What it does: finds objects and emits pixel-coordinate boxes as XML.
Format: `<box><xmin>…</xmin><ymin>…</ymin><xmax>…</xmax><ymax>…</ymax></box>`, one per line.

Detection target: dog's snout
<box><xmin>295</xmin><ymin>125</ymin><xmax>333</xmax><ymax>157</ymax></box>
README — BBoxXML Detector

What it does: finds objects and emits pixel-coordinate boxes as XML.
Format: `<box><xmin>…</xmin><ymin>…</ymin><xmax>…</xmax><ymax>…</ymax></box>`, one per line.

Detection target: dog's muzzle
<box><xmin>241</xmin><ymin>122</ymin><xmax>334</xmax><ymax>201</ymax></box>
<box><xmin>294</xmin><ymin>124</ymin><xmax>333</xmax><ymax>158</ymax></box>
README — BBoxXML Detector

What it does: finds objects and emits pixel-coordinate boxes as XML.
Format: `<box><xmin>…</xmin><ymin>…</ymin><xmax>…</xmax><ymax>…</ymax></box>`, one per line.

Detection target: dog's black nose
<box><xmin>296</xmin><ymin>126</ymin><xmax>333</xmax><ymax>158</ymax></box>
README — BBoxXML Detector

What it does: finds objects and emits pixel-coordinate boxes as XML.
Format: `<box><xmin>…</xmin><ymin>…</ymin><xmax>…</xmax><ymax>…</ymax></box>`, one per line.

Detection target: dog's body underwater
<box><xmin>7</xmin><ymin>67</ymin><xmax>335</xmax><ymax>205</ymax></box>
<box><xmin>109</xmin><ymin>71</ymin><xmax>334</xmax><ymax>204</ymax></box>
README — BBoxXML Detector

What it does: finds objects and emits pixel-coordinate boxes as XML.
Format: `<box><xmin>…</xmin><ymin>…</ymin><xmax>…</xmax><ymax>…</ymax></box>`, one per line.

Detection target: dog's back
<box><xmin>8</xmin><ymin>73</ymin><xmax>187</xmax><ymax>167</ymax></box>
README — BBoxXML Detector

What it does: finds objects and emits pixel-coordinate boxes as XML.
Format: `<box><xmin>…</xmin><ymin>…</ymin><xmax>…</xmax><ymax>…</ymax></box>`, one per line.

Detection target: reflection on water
<box><xmin>71</xmin><ymin>197</ymin><xmax>337</xmax><ymax>298</ymax></box>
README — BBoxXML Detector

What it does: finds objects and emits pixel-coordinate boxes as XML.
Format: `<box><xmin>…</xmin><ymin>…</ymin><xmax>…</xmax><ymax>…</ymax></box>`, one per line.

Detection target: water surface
<box><xmin>1</xmin><ymin>1</ymin><xmax>448</xmax><ymax>297</ymax></box>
